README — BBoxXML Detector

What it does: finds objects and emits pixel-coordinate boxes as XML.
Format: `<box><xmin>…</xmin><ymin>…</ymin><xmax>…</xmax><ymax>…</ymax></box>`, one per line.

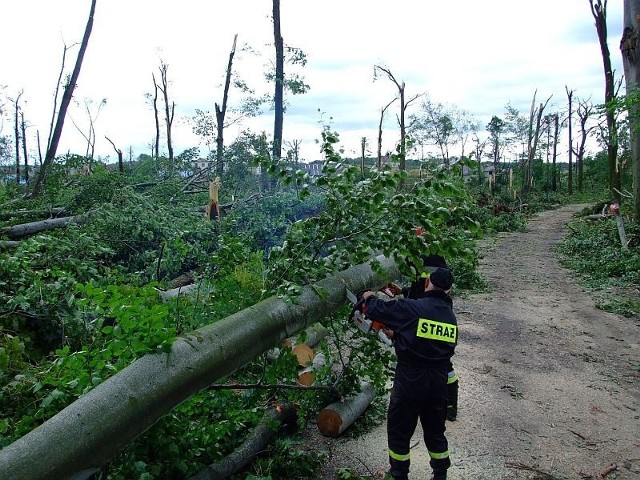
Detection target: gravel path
<box><xmin>306</xmin><ymin>204</ymin><xmax>640</xmax><ymax>480</ymax></box>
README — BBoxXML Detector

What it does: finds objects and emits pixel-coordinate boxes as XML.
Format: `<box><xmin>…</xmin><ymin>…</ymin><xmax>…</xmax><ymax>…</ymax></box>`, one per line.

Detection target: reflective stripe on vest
<box><xmin>388</xmin><ymin>448</ymin><xmax>410</xmax><ymax>462</ymax></box>
<box><xmin>416</xmin><ymin>318</ymin><xmax>457</xmax><ymax>343</ymax></box>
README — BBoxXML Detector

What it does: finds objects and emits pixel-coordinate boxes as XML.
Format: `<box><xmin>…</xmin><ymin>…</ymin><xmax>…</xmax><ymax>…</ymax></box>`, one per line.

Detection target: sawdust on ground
<box><xmin>303</xmin><ymin>203</ymin><xmax>640</xmax><ymax>480</ymax></box>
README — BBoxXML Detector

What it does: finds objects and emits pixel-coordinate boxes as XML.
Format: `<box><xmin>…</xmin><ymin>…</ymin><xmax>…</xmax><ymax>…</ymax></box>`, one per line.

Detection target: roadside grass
<box><xmin>556</xmin><ymin>210</ymin><xmax>640</xmax><ymax>318</ymax></box>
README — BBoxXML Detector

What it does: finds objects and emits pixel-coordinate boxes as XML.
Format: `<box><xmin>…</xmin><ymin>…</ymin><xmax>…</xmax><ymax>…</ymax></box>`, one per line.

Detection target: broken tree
<box><xmin>0</xmin><ymin>255</ymin><xmax>400</xmax><ymax>480</ymax></box>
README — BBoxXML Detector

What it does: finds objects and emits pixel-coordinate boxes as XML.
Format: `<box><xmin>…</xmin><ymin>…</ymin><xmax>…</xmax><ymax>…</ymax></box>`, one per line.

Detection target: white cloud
<box><xmin>0</xmin><ymin>0</ymin><xmax>625</xmax><ymax>164</ymax></box>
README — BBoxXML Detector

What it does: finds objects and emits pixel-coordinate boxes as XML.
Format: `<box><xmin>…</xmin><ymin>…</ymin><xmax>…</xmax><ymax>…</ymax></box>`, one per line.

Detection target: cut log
<box><xmin>0</xmin><ymin>214</ymin><xmax>87</xmax><ymax>240</ymax></box>
<box><xmin>316</xmin><ymin>382</ymin><xmax>375</xmax><ymax>437</ymax></box>
<box><xmin>297</xmin><ymin>352</ymin><xmax>326</xmax><ymax>386</ymax></box>
<box><xmin>188</xmin><ymin>402</ymin><xmax>296</xmax><ymax>480</ymax></box>
<box><xmin>291</xmin><ymin>343</ymin><xmax>314</xmax><ymax>367</ymax></box>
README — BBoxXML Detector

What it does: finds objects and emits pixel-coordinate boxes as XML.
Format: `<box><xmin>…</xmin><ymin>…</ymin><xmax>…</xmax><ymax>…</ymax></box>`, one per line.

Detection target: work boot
<box><xmin>430</xmin><ymin>472</ymin><xmax>447</xmax><ymax>480</ymax></box>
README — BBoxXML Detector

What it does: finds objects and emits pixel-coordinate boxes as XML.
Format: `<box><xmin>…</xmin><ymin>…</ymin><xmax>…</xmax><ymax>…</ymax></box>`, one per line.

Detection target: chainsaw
<box><xmin>345</xmin><ymin>287</ymin><xmax>394</xmax><ymax>347</ymax></box>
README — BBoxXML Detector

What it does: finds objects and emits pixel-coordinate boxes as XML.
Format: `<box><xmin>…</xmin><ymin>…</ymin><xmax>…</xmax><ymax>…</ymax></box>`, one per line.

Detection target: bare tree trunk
<box><xmin>0</xmin><ymin>255</ymin><xmax>400</xmax><ymax>480</ymax></box>
<box><xmin>215</xmin><ymin>34</ymin><xmax>238</xmax><ymax>178</ymax></box>
<box><xmin>158</xmin><ymin>60</ymin><xmax>175</xmax><ymax>167</ymax></box>
<box><xmin>360</xmin><ymin>136</ymin><xmax>366</xmax><ymax>177</ymax></box>
<box><xmin>590</xmin><ymin>0</ymin><xmax>620</xmax><ymax>200</ymax></box>
<box><xmin>105</xmin><ymin>136</ymin><xmax>123</xmax><ymax>173</ymax></box>
<box><xmin>13</xmin><ymin>92</ymin><xmax>22</xmax><ymax>185</ymax></box>
<box><xmin>374</xmin><ymin>66</ymin><xmax>407</xmax><ymax>172</ymax></box>
<box><xmin>377</xmin><ymin>98</ymin><xmax>396</xmax><ymax>169</ymax></box>
<box><xmin>30</xmin><ymin>0</ymin><xmax>97</xmax><ymax>197</ymax></box>
<box><xmin>621</xmin><ymin>0</ymin><xmax>640</xmax><ymax>222</ymax></box>
<box><xmin>566</xmin><ymin>87</ymin><xmax>574</xmax><ymax>195</ymax></box>
<box><xmin>572</xmin><ymin>99</ymin><xmax>595</xmax><ymax>193</ymax></box>
<box><xmin>37</xmin><ymin>130</ymin><xmax>43</xmax><ymax>166</ymax></box>
<box><xmin>20</xmin><ymin>111</ymin><xmax>29</xmax><ymax>183</ymax></box>
<box><xmin>272</xmin><ymin>0</ymin><xmax>284</xmax><ymax>167</ymax></box>
<box><xmin>152</xmin><ymin>73</ymin><xmax>160</xmax><ymax>165</ymax></box>
<box><xmin>552</xmin><ymin>114</ymin><xmax>559</xmax><ymax>191</ymax></box>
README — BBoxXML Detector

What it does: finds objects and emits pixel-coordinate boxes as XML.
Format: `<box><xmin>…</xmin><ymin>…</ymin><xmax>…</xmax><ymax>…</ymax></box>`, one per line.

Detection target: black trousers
<box><xmin>387</xmin><ymin>363</ymin><xmax>451</xmax><ymax>479</ymax></box>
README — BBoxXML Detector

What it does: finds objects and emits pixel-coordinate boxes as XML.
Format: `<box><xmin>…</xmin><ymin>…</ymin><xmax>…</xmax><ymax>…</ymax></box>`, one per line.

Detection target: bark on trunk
<box><xmin>272</xmin><ymin>0</ymin><xmax>284</xmax><ymax>165</ymax></box>
<box><xmin>0</xmin><ymin>256</ymin><xmax>400</xmax><ymax>480</ymax></box>
<box><xmin>188</xmin><ymin>402</ymin><xmax>296</xmax><ymax>480</ymax></box>
<box><xmin>316</xmin><ymin>382</ymin><xmax>375</xmax><ymax>437</ymax></box>
<box><xmin>621</xmin><ymin>0</ymin><xmax>640</xmax><ymax>222</ymax></box>
<box><xmin>591</xmin><ymin>0</ymin><xmax>620</xmax><ymax>199</ymax></box>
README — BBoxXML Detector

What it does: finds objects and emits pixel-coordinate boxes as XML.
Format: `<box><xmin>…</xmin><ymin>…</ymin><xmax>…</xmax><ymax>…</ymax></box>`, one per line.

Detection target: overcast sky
<box><xmin>0</xmin><ymin>0</ymin><xmax>625</xmax><ymax>164</ymax></box>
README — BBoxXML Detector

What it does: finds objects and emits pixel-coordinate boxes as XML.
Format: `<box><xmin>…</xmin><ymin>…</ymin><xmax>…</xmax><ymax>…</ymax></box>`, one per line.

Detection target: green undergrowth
<box><xmin>556</xmin><ymin>209</ymin><xmax>640</xmax><ymax>318</ymax></box>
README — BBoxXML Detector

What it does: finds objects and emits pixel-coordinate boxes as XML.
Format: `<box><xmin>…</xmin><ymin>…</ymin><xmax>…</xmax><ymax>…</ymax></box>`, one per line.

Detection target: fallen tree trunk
<box><xmin>316</xmin><ymin>382</ymin><xmax>375</xmax><ymax>437</ymax></box>
<box><xmin>0</xmin><ymin>207</ymin><xmax>66</xmax><ymax>221</ymax></box>
<box><xmin>0</xmin><ymin>214</ymin><xmax>87</xmax><ymax>239</ymax></box>
<box><xmin>188</xmin><ymin>401</ymin><xmax>296</xmax><ymax>480</ymax></box>
<box><xmin>0</xmin><ymin>240</ymin><xmax>20</xmax><ymax>250</ymax></box>
<box><xmin>0</xmin><ymin>255</ymin><xmax>400</xmax><ymax>480</ymax></box>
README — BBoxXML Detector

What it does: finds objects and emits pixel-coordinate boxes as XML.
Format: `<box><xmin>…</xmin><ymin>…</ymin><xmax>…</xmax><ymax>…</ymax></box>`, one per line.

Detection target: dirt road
<box><xmin>310</xmin><ymin>204</ymin><xmax>640</xmax><ymax>480</ymax></box>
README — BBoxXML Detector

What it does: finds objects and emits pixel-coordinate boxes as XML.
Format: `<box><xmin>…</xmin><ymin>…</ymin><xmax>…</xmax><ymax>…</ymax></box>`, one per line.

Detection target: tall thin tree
<box><xmin>13</xmin><ymin>92</ymin><xmax>22</xmax><ymax>185</ymax></box>
<box><xmin>215</xmin><ymin>34</ymin><xmax>238</xmax><ymax>177</ymax></box>
<box><xmin>590</xmin><ymin>0</ymin><xmax>620</xmax><ymax>200</ymax></box>
<box><xmin>272</xmin><ymin>0</ymin><xmax>284</xmax><ymax>165</ymax></box>
<box><xmin>566</xmin><ymin>87</ymin><xmax>574</xmax><ymax>195</ymax></box>
<box><xmin>157</xmin><ymin>60</ymin><xmax>175</xmax><ymax>166</ymax></box>
<box><xmin>30</xmin><ymin>0</ymin><xmax>97</xmax><ymax>197</ymax></box>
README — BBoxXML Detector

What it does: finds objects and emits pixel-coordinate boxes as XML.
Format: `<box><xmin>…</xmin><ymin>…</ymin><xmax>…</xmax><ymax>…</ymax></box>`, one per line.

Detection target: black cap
<box><xmin>422</xmin><ymin>254</ymin><xmax>453</xmax><ymax>290</ymax></box>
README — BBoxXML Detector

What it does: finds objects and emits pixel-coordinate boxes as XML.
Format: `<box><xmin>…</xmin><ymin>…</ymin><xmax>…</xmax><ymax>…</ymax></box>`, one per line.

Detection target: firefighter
<box><xmin>390</xmin><ymin>254</ymin><xmax>459</xmax><ymax>422</ymax></box>
<box><xmin>361</xmin><ymin>255</ymin><xmax>456</xmax><ymax>480</ymax></box>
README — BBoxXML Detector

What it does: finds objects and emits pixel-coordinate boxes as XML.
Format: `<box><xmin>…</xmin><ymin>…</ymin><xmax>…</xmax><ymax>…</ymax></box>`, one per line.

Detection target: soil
<box><xmin>303</xmin><ymin>204</ymin><xmax>640</xmax><ymax>480</ymax></box>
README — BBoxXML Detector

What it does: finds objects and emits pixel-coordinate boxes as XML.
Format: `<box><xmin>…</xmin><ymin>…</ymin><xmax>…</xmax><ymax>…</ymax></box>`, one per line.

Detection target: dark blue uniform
<box><xmin>364</xmin><ymin>290</ymin><xmax>457</xmax><ymax>480</ymax></box>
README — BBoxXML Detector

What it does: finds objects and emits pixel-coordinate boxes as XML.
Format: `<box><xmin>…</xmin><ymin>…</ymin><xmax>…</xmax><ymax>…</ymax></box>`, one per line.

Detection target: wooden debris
<box><xmin>0</xmin><ymin>214</ymin><xmax>87</xmax><ymax>240</ymax></box>
<box><xmin>316</xmin><ymin>382</ymin><xmax>374</xmax><ymax>437</ymax></box>
<box><xmin>188</xmin><ymin>401</ymin><xmax>296</xmax><ymax>480</ymax></box>
<box><xmin>599</xmin><ymin>464</ymin><xmax>618</xmax><ymax>478</ymax></box>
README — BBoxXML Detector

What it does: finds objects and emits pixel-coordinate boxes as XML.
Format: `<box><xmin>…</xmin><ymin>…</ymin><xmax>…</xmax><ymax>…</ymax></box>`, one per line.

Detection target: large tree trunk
<box><xmin>0</xmin><ymin>256</ymin><xmax>400</xmax><ymax>480</ymax></box>
<box><xmin>621</xmin><ymin>0</ymin><xmax>640</xmax><ymax>222</ymax></box>
<box><xmin>272</xmin><ymin>0</ymin><xmax>284</xmax><ymax>166</ymax></box>
<box><xmin>591</xmin><ymin>0</ymin><xmax>621</xmax><ymax>200</ymax></box>
<box><xmin>566</xmin><ymin>87</ymin><xmax>574</xmax><ymax>195</ymax></box>
<box><xmin>30</xmin><ymin>0</ymin><xmax>97</xmax><ymax>197</ymax></box>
